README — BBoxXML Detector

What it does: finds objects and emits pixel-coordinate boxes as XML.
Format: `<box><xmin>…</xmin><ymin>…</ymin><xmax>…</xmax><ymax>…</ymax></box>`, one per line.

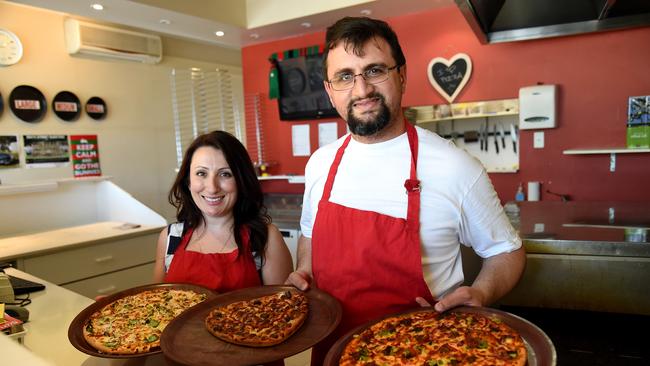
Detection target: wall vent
<box><xmin>64</xmin><ymin>18</ymin><xmax>162</xmax><ymax>64</ymax></box>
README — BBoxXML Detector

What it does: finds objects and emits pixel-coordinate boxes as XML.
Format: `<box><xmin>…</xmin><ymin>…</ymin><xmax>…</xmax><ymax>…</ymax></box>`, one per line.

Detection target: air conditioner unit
<box><xmin>64</xmin><ymin>18</ymin><xmax>162</xmax><ymax>64</ymax></box>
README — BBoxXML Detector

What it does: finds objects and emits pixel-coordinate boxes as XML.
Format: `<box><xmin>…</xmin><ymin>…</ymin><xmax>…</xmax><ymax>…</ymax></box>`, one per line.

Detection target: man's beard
<box><xmin>346</xmin><ymin>93</ymin><xmax>391</xmax><ymax>136</ymax></box>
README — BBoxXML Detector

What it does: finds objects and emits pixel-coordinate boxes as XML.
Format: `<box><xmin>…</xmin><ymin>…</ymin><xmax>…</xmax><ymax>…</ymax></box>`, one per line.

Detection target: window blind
<box><xmin>170</xmin><ymin>68</ymin><xmax>243</xmax><ymax>167</ymax></box>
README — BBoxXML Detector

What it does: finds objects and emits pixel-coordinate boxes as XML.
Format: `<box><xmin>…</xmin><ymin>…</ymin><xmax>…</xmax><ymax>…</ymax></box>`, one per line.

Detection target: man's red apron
<box><xmin>310</xmin><ymin>122</ymin><xmax>436</xmax><ymax>365</ymax></box>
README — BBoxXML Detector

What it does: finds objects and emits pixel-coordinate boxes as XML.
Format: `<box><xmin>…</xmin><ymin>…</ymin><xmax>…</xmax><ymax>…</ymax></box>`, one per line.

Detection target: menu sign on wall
<box><xmin>71</xmin><ymin>135</ymin><xmax>101</xmax><ymax>177</ymax></box>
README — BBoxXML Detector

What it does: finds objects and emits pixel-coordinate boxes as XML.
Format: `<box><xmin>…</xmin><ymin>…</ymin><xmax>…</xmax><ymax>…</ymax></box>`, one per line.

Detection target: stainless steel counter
<box><xmin>496</xmin><ymin>201</ymin><xmax>650</xmax><ymax>315</ymax></box>
<box><xmin>513</xmin><ymin>201</ymin><xmax>650</xmax><ymax>257</ymax></box>
<box><xmin>523</xmin><ymin>238</ymin><xmax>650</xmax><ymax>257</ymax></box>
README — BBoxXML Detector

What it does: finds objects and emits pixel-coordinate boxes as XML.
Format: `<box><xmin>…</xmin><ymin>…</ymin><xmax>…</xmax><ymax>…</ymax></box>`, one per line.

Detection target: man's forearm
<box><xmin>472</xmin><ymin>247</ymin><xmax>526</xmax><ymax>305</ymax></box>
<box><xmin>295</xmin><ymin>235</ymin><xmax>312</xmax><ymax>276</ymax></box>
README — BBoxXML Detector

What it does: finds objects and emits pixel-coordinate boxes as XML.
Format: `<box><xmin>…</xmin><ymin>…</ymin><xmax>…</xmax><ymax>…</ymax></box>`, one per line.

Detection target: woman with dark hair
<box><xmin>153</xmin><ymin>130</ymin><xmax>292</xmax><ymax>293</ymax></box>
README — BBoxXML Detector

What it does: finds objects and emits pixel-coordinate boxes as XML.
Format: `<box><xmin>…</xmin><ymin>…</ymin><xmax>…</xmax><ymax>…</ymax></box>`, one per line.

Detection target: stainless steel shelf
<box><xmin>563</xmin><ymin>147</ymin><xmax>650</xmax><ymax>155</ymax></box>
<box><xmin>416</xmin><ymin>111</ymin><xmax>518</xmax><ymax>125</ymax></box>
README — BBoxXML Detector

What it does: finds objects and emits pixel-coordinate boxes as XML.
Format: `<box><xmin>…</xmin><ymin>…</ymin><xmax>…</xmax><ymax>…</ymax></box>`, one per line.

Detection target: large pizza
<box><xmin>205</xmin><ymin>289</ymin><xmax>309</xmax><ymax>347</ymax></box>
<box><xmin>338</xmin><ymin>309</ymin><xmax>527</xmax><ymax>366</ymax></box>
<box><xmin>82</xmin><ymin>288</ymin><xmax>207</xmax><ymax>354</ymax></box>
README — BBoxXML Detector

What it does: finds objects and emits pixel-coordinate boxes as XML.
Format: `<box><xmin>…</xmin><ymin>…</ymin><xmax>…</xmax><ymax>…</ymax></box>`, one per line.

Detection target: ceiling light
<box><xmin>360</xmin><ymin>9</ymin><xmax>372</xmax><ymax>16</ymax></box>
<box><xmin>215</xmin><ymin>31</ymin><xmax>225</xmax><ymax>37</ymax></box>
<box><xmin>301</xmin><ymin>22</ymin><xmax>312</xmax><ymax>28</ymax></box>
<box><xmin>159</xmin><ymin>19</ymin><xmax>171</xmax><ymax>25</ymax></box>
<box><xmin>90</xmin><ymin>3</ymin><xmax>104</xmax><ymax>11</ymax></box>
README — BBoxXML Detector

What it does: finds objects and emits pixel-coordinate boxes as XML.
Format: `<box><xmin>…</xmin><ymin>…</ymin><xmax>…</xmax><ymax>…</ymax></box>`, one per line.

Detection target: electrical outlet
<box><xmin>533</xmin><ymin>131</ymin><xmax>545</xmax><ymax>148</ymax></box>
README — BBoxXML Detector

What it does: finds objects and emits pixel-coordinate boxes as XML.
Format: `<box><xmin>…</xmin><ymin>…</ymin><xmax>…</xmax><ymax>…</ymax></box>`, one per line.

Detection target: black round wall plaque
<box><xmin>85</xmin><ymin>96</ymin><xmax>107</xmax><ymax>120</ymax></box>
<box><xmin>9</xmin><ymin>85</ymin><xmax>47</xmax><ymax>123</ymax></box>
<box><xmin>52</xmin><ymin>91</ymin><xmax>81</xmax><ymax>122</ymax></box>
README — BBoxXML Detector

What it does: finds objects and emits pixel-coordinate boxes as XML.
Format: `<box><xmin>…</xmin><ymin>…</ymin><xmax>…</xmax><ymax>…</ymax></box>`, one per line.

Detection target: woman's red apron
<box><xmin>164</xmin><ymin>227</ymin><xmax>261</xmax><ymax>292</ymax></box>
<box><xmin>164</xmin><ymin>227</ymin><xmax>286</xmax><ymax>366</ymax></box>
<box><xmin>310</xmin><ymin>122</ymin><xmax>435</xmax><ymax>365</ymax></box>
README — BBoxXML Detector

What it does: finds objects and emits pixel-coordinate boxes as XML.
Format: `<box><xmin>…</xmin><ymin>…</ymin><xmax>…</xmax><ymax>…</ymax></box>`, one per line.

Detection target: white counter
<box><xmin>0</xmin><ymin>221</ymin><xmax>161</xmax><ymax>262</ymax></box>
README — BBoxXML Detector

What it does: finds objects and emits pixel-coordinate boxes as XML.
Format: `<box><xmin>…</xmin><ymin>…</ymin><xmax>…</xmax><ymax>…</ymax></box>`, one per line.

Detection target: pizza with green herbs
<box><xmin>82</xmin><ymin>288</ymin><xmax>207</xmax><ymax>354</ymax></box>
<box><xmin>338</xmin><ymin>309</ymin><xmax>527</xmax><ymax>366</ymax></box>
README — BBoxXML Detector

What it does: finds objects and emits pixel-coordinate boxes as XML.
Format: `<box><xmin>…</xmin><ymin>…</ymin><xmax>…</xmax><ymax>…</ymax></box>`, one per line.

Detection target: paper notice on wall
<box><xmin>292</xmin><ymin>124</ymin><xmax>311</xmax><ymax>156</ymax></box>
<box><xmin>318</xmin><ymin>122</ymin><xmax>338</xmax><ymax>147</ymax></box>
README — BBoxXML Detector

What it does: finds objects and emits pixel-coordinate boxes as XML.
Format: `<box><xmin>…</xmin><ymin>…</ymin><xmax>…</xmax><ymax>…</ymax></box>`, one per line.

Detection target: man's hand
<box><xmin>433</xmin><ymin>286</ymin><xmax>485</xmax><ymax>312</ymax></box>
<box><xmin>415</xmin><ymin>286</ymin><xmax>485</xmax><ymax>312</ymax></box>
<box><xmin>285</xmin><ymin>270</ymin><xmax>312</xmax><ymax>291</ymax></box>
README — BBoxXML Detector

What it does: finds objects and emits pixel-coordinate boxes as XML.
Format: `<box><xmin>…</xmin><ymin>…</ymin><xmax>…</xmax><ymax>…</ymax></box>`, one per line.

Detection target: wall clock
<box><xmin>0</xmin><ymin>28</ymin><xmax>24</xmax><ymax>66</ymax></box>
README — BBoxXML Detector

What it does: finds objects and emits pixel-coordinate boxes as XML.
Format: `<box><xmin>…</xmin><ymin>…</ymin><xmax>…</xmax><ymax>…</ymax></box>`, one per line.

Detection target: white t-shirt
<box><xmin>300</xmin><ymin>126</ymin><xmax>521</xmax><ymax>298</ymax></box>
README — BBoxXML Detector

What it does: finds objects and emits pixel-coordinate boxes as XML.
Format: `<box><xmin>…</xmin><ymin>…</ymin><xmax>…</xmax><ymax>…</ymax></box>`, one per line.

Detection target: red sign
<box><xmin>70</xmin><ymin>135</ymin><xmax>101</xmax><ymax>177</ymax></box>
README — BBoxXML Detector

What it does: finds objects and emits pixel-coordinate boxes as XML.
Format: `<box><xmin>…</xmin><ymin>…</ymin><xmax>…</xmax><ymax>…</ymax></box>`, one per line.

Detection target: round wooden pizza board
<box><xmin>67</xmin><ymin>283</ymin><xmax>218</xmax><ymax>359</ymax></box>
<box><xmin>160</xmin><ymin>285</ymin><xmax>341</xmax><ymax>366</ymax></box>
<box><xmin>324</xmin><ymin>306</ymin><xmax>557</xmax><ymax>366</ymax></box>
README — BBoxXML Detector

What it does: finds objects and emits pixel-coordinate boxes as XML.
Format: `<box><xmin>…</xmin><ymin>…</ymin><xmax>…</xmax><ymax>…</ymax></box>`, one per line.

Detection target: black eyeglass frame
<box><xmin>326</xmin><ymin>64</ymin><xmax>403</xmax><ymax>91</ymax></box>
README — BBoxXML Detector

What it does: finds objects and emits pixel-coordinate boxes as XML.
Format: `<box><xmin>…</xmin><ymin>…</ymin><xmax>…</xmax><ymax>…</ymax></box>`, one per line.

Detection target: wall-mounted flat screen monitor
<box><xmin>277</xmin><ymin>54</ymin><xmax>339</xmax><ymax>120</ymax></box>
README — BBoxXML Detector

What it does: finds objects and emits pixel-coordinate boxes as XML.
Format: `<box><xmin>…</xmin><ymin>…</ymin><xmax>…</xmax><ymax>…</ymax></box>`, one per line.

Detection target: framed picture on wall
<box><xmin>23</xmin><ymin>135</ymin><xmax>70</xmax><ymax>167</ymax></box>
<box><xmin>0</xmin><ymin>135</ymin><xmax>20</xmax><ymax>168</ymax></box>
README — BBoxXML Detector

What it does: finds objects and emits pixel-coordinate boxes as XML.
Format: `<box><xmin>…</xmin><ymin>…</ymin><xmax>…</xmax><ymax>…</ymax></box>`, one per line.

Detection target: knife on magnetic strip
<box><xmin>510</xmin><ymin>123</ymin><xmax>518</xmax><ymax>153</ymax></box>
<box><xmin>498</xmin><ymin>123</ymin><xmax>506</xmax><ymax>149</ymax></box>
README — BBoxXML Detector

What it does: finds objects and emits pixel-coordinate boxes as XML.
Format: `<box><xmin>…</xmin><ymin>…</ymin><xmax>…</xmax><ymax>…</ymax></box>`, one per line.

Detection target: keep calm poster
<box><xmin>70</xmin><ymin>135</ymin><xmax>101</xmax><ymax>177</ymax></box>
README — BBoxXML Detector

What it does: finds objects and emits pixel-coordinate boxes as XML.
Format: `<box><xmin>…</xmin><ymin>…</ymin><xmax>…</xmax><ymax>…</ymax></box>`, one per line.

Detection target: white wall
<box><xmin>0</xmin><ymin>2</ymin><xmax>243</xmax><ymax>222</ymax></box>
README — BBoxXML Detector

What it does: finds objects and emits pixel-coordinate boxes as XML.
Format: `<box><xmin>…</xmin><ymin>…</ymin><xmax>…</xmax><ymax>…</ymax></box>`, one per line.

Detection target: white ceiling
<box><xmin>8</xmin><ymin>0</ymin><xmax>453</xmax><ymax>49</ymax></box>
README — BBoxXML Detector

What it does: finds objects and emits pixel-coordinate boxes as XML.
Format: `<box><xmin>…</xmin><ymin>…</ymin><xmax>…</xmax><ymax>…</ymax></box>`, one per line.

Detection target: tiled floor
<box><xmin>500</xmin><ymin>306</ymin><xmax>650</xmax><ymax>365</ymax></box>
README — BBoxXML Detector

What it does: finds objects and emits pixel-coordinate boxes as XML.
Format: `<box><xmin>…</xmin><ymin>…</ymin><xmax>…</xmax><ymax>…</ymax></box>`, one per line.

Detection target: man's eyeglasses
<box><xmin>327</xmin><ymin>64</ymin><xmax>402</xmax><ymax>91</ymax></box>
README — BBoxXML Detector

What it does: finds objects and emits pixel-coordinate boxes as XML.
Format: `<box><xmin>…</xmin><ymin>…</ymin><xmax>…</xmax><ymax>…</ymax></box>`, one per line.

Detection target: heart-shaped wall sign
<box><xmin>427</xmin><ymin>53</ymin><xmax>472</xmax><ymax>103</ymax></box>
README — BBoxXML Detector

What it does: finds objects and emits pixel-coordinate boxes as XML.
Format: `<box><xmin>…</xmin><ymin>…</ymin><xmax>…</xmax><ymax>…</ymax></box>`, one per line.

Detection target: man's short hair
<box><xmin>322</xmin><ymin>17</ymin><xmax>406</xmax><ymax>80</ymax></box>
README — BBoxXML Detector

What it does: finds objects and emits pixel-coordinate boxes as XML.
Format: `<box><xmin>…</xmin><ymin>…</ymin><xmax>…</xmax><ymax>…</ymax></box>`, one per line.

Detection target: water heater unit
<box><xmin>519</xmin><ymin>85</ymin><xmax>557</xmax><ymax>129</ymax></box>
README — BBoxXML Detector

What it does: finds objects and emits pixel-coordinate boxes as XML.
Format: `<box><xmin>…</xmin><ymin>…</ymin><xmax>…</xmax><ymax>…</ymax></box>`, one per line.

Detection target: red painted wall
<box><xmin>242</xmin><ymin>6</ymin><xmax>650</xmax><ymax>201</ymax></box>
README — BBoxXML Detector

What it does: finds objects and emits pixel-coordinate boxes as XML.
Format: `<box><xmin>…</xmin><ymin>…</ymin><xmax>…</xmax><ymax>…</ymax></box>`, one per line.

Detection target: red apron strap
<box><xmin>404</xmin><ymin>122</ymin><xmax>420</xmax><ymax>234</ymax></box>
<box><xmin>321</xmin><ymin>134</ymin><xmax>352</xmax><ymax>202</ymax></box>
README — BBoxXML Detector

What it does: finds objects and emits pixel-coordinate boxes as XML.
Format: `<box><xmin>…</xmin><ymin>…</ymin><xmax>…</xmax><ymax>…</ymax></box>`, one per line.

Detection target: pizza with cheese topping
<box><xmin>205</xmin><ymin>289</ymin><xmax>309</xmax><ymax>347</ymax></box>
<box><xmin>82</xmin><ymin>288</ymin><xmax>207</xmax><ymax>354</ymax></box>
<box><xmin>338</xmin><ymin>309</ymin><xmax>527</xmax><ymax>366</ymax></box>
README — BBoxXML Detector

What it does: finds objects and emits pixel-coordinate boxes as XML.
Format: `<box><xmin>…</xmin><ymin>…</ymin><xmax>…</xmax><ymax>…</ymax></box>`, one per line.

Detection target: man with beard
<box><xmin>286</xmin><ymin>17</ymin><xmax>526</xmax><ymax>365</ymax></box>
